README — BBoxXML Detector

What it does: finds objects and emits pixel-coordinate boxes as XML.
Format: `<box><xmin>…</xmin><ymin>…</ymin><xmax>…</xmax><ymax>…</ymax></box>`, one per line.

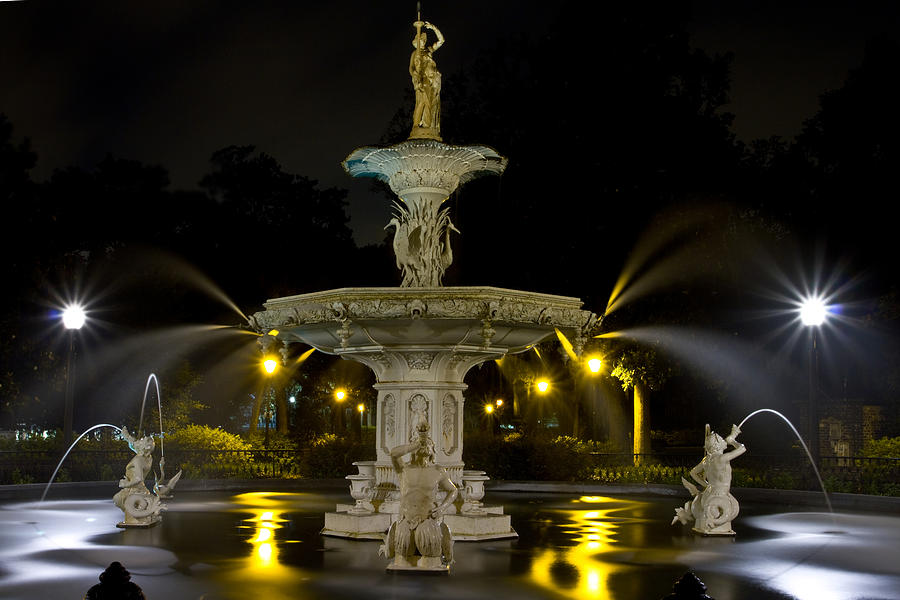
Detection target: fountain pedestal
<box><xmin>253</xmin><ymin>286</ymin><xmax>596</xmax><ymax>540</ymax></box>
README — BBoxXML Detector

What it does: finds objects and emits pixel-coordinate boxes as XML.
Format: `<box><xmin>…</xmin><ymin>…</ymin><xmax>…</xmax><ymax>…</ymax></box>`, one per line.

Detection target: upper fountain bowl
<box><xmin>251</xmin><ymin>286</ymin><xmax>597</xmax><ymax>372</ymax></box>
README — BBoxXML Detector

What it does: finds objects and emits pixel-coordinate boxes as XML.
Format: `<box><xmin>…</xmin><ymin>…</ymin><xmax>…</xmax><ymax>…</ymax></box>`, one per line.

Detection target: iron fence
<box><xmin>1</xmin><ymin>449</ymin><xmax>898</xmax><ymax>495</ymax></box>
<box><xmin>0</xmin><ymin>448</ymin><xmax>300</xmax><ymax>485</ymax></box>
<box><xmin>588</xmin><ymin>452</ymin><xmax>900</xmax><ymax>495</ymax></box>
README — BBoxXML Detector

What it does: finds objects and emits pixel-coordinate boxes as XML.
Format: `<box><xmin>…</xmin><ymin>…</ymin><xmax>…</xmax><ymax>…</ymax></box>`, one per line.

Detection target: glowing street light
<box><xmin>587</xmin><ymin>358</ymin><xmax>602</xmax><ymax>373</ymax></box>
<box><xmin>62</xmin><ymin>304</ymin><xmax>86</xmax><ymax>330</ymax></box>
<box><xmin>335</xmin><ymin>389</ymin><xmax>346</xmax><ymax>402</ymax></box>
<box><xmin>800</xmin><ymin>294</ymin><xmax>830</xmax><ymax>464</ymax></box>
<box><xmin>800</xmin><ymin>296</ymin><xmax>828</xmax><ymax>326</ymax></box>
<box><xmin>61</xmin><ymin>303</ymin><xmax>86</xmax><ymax>444</ymax></box>
<box><xmin>495</xmin><ymin>398</ymin><xmax>503</xmax><ymax>408</ymax></box>
<box><xmin>536</xmin><ymin>380</ymin><xmax>549</xmax><ymax>393</ymax></box>
<box><xmin>484</xmin><ymin>404</ymin><xmax>494</xmax><ymax>414</ymax></box>
<box><xmin>261</xmin><ymin>357</ymin><xmax>278</xmax><ymax>447</ymax></box>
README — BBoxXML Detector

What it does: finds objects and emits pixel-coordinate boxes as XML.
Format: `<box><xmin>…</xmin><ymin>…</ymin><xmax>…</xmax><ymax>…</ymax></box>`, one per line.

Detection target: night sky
<box><xmin>3</xmin><ymin>0</ymin><xmax>898</xmax><ymax>246</ymax></box>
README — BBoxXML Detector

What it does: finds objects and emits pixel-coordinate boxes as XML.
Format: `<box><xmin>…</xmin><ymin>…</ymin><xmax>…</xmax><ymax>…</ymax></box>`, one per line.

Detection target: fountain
<box><xmin>39</xmin><ymin>374</ymin><xmax>182</xmax><ymax>527</ymax></box>
<box><xmin>249</xmin><ymin>10</ymin><xmax>598</xmax><ymax>542</ymax></box>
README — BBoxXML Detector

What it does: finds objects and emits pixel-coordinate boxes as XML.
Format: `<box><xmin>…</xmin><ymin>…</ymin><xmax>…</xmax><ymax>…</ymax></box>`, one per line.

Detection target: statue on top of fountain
<box><xmin>380</xmin><ymin>418</ymin><xmax>457</xmax><ymax>571</ymax></box>
<box><xmin>409</xmin><ymin>18</ymin><xmax>444</xmax><ymax>140</ymax></box>
<box><xmin>672</xmin><ymin>423</ymin><xmax>746</xmax><ymax>536</ymax></box>
<box><xmin>113</xmin><ymin>427</ymin><xmax>164</xmax><ymax>528</ymax></box>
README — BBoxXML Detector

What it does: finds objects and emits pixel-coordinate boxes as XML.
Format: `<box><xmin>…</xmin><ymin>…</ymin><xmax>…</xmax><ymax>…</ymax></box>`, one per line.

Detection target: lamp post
<box><xmin>61</xmin><ymin>304</ymin><xmax>86</xmax><ymax>445</ymax></box>
<box><xmin>535</xmin><ymin>379</ymin><xmax>549</xmax><ymax>430</ymax></box>
<box><xmin>262</xmin><ymin>357</ymin><xmax>278</xmax><ymax>448</ymax></box>
<box><xmin>334</xmin><ymin>389</ymin><xmax>346</xmax><ymax>433</ymax></box>
<box><xmin>800</xmin><ymin>296</ymin><xmax>828</xmax><ymax>465</ymax></box>
<box><xmin>585</xmin><ymin>357</ymin><xmax>602</xmax><ymax>439</ymax></box>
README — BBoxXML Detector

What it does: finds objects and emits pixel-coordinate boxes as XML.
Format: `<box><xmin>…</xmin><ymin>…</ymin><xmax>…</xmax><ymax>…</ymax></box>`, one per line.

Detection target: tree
<box><xmin>198</xmin><ymin>145</ymin><xmax>356</xmax><ymax>304</ymax></box>
<box><xmin>160</xmin><ymin>362</ymin><xmax>207</xmax><ymax>432</ymax></box>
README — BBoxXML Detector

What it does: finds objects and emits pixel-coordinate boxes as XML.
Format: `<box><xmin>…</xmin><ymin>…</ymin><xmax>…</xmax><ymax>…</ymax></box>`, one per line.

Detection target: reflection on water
<box><xmin>218</xmin><ymin>492</ymin><xmax>308</xmax><ymax>599</ymax></box>
<box><xmin>528</xmin><ymin>496</ymin><xmax>648</xmax><ymax>599</ymax></box>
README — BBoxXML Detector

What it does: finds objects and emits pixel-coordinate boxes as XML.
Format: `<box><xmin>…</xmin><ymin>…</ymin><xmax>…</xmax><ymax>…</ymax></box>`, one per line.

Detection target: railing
<box><xmin>0</xmin><ymin>449</ymin><xmax>300</xmax><ymax>485</ymax></box>
<box><xmin>588</xmin><ymin>453</ymin><xmax>900</xmax><ymax>495</ymax></box>
<box><xmin>2</xmin><ymin>449</ymin><xmax>898</xmax><ymax>495</ymax></box>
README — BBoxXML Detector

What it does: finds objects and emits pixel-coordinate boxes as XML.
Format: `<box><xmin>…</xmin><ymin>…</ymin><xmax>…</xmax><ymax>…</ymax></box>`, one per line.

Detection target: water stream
<box><xmin>137</xmin><ymin>373</ymin><xmax>164</xmax><ymax>457</ymax></box>
<box><xmin>39</xmin><ymin>423</ymin><xmax>122</xmax><ymax>503</ymax></box>
<box><xmin>739</xmin><ymin>408</ymin><xmax>833</xmax><ymax>514</ymax></box>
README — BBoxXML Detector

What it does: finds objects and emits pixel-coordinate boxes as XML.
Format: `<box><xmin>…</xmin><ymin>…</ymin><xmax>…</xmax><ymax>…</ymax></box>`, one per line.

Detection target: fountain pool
<box><xmin>2</xmin><ymin>483</ymin><xmax>898</xmax><ymax>600</ymax></box>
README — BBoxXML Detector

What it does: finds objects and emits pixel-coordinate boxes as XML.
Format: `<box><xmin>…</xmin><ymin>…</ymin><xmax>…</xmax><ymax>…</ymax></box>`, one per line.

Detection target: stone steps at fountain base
<box><xmin>322</xmin><ymin>506</ymin><xmax>518</xmax><ymax>541</ymax></box>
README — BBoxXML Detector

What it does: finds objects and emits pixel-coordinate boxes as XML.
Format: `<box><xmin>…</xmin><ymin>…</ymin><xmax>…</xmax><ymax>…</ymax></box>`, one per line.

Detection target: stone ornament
<box><xmin>405</xmin><ymin>352</ymin><xmax>436</xmax><ymax>370</ymax></box>
<box><xmin>113</xmin><ymin>427</ymin><xmax>164</xmax><ymax>528</ymax></box>
<box><xmin>441</xmin><ymin>394</ymin><xmax>457</xmax><ymax>455</ymax></box>
<box><xmin>460</xmin><ymin>470</ymin><xmax>489</xmax><ymax>514</ymax></box>
<box><xmin>153</xmin><ymin>456</ymin><xmax>183</xmax><ymax>499</ymax></box>
<box><xmin>255</xmin><ymin>287</ymin><xmax>594</xmax><ymax>343</ymax></box>
<box><xmin>672</xmin><ymin>424</ymin><xmax>746</xmax><ymax>536</ymax></box>
<box><xmin>408</xmin><ymin>394</ymin><xmax>429</xmax><ymax>442</ymax></box>
<box><xmin>380</xmin><ymin>419</ymin><xmax>457</xmax><ymax>571</ymax></box>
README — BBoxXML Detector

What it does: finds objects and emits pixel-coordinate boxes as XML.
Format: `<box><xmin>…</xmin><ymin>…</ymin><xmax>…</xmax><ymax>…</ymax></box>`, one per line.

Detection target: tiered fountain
<box><xmin>250</xmin><ymin>13</ymin><xmax>597</xmax><ymax>541</ymax></box>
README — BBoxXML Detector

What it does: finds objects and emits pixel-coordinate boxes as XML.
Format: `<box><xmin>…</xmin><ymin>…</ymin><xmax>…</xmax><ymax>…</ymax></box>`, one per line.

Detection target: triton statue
<box><xmin>672</xmin><ymin>424</ymin><xmax>746</xmax><ymax>536</ymax></box>
<box><xmin>380</xmin><ymin>419</ymin><xmax>457</xmax><ymax>571</ymax></box>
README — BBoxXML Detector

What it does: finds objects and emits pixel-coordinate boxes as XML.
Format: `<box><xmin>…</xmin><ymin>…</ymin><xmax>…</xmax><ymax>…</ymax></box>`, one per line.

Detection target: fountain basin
<box><xmin>3</xmin><ymin>484</ymin><xmax>898</xmax><ymax>599</ymax></box>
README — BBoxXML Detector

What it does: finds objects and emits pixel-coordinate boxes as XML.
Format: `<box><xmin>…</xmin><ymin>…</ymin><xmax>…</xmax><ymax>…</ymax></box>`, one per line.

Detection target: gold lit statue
<box><xmin>409</xmin><ymin>18</ymin><xmax>444</xmax><ymax>140</ymax></box>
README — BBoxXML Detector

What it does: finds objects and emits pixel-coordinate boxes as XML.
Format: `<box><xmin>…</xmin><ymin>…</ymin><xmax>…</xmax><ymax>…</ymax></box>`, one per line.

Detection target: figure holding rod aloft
<box><xmin>409</xmin><ymin>8</ymin><xmax>444</xmax><ymax>140</ymax></box>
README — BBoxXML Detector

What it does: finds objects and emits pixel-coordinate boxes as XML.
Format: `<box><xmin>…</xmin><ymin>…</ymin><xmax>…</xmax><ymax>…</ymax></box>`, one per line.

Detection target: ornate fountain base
<box><xmin>253</xmin><ymin>286</ymin><xmax>595</xmax><ymax>544</ymax></box>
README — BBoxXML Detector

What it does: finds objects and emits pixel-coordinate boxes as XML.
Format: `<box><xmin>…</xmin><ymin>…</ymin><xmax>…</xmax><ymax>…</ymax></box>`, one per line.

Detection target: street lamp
<box><xmin>261</xmin><ymin>356</ymin><xmax>278</xmax><ymax>447</ymax></box>
<box><xmin>61</xmin><ymin>304</ymin><xmax>86</xmax><ymax>445</ymax></box>
<box><xmin>587</xmin><ymin>358</ymin><xmax>602</xmax><ymax>373</ymax></box>
<box><xmin>334</xmin><ymin>389</ymin><xmax>347</xmax><ymax>432</ymax></box>
<box><xmin>799</xmin><ymin>295</ymin><xmax>828</xmax><ymax>465</ymax></box>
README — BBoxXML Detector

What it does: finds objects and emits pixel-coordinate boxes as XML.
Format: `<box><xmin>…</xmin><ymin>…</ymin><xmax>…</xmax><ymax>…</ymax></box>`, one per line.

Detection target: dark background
<box><xmin>2</xmin><ymin>0</ymin><xmax>898</xmax><ymax>442</ymax></box>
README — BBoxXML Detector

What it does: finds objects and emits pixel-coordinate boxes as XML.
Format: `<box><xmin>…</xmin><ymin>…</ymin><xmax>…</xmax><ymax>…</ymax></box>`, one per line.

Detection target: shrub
<box><xmin>863</xmin><ymin>436</ymin><xmax>900</xmax><ymax>458</ymax></box>
<box><xmin>163</xmin><ymin>425</ymin><xmax>254</xmax><ymax>479</ymax></box>
<box><xmin>300</xmin><ymin>434</ymin><xmax>374</xmax><ymax>479</ymax></box>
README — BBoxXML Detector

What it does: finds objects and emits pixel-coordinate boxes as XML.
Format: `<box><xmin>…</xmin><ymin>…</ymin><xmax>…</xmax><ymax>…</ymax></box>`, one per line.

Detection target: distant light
<box><xmin>335</xmin><ymin>390</ymin><xmax>346</xmax><ymax>401</ymax></box>
<box><xmin>495</xmin><ymin>399</ymin><xmax>503</xmax><ymax>407</ymax></box>
<box><xmin>263</xmin><ymin>358</ymin><xmax>278</xmax><ymax>374</ymax></box>
<box><xmin>587</xmin><ymin>358</ymin><xmax>602</xmax><ymax>373</ymax></box>
<box><xmin>357</xmin><ymin>403</ymin><xmax>365</xmax><ymax>413</ymax></box>
<box><xmin>537</xmin><ymin>380</ymin><xmax>549</xmax><ymax>393</ymax></box>
<box><xmin>62</xmin><ymin>305</ymin><xmax>86</xmax><ymax>329</ymax></box>
<box><xmin>289</xmin><ymin>396</ymin><xmax>296</xmax><ymax>404</ymax></box>
<box><xmin>800</xmin><ymin>296</ymin><xmax>828</xmax><ymax>326</ymax></box>
<box><xmin>485</xmin><ymin>404</ymin><xmax>494</xmax><ymax>414</ymax></box>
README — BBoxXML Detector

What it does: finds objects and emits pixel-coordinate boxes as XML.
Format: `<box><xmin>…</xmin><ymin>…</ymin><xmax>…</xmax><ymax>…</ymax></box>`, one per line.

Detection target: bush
<box><xmin>463</xmin><ymin>433</ymin><xmax>606</xmax><ymax>481</ymax></box>
<box><xmin>163</xmin><ymin>425</ymin><xmax>254</xmax><ymax>478</ymax></box>
<box><xmin>863</xmin><ymin>436</ymin><xmax>900</xmax><ymax>458</ymax></box>
<box><xmin>300</xmin><ymin>434</ymin><xmax>374</xmax><ymax>479</ymax></box>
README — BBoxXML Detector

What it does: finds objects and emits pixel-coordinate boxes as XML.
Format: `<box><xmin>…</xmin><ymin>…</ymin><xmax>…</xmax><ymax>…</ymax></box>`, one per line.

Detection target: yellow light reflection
<box><xmin>528</xmin><ymin>497</ymin><xmax>648</xmax><ymax>600</ymax></box>
<box><xmin>222</xmin><ymin>491</ymin><xmax>308</xmax><ymax>590</ymax></box>
<box><xmin>257</xmin><ymin>542</ymin><xmax>273</xmax><ymax>562</ymax></box>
